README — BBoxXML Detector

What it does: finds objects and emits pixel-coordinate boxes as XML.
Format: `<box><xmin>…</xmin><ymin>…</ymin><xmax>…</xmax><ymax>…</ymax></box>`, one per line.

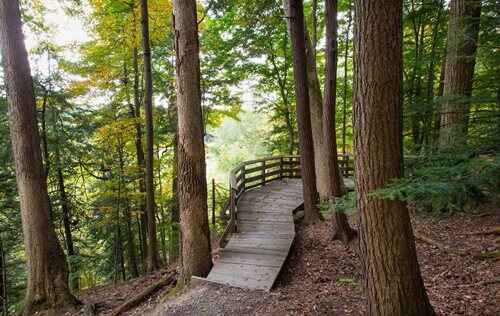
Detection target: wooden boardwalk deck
<box><xmin>205</xmin><ymin>178</ymin><xmax>303</xmax><ymax>291</ymax></box>
<box><xmin>192</xmin><ymin>155</ymin><xmax>355</xmax><ymax>291</ymax></box>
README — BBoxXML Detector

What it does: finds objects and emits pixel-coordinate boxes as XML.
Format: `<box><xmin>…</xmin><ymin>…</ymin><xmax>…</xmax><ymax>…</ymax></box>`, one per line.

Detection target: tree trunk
<box><xmin>438</xmin><ymin>0</ymin><xmax>481</xmax><ymax>149</ymax></box>
<box><xmin>131</xmin><ymin>9</ymin><xmax>148</xmax><ymax>268</ymax></box>
<box><xmin>423</xmin><ymin>0</ymin><xmax>445</xmax><ymax>150</ymax></box>
<box><xmin>55</xmin><ymin>144</ymin><xmax>78</xmax><ymax>290</ymax></box>
<box><xmin>118</xmin><ymin>142</ymin><xmax>140</xmax><ymax>279</ymax></box>
<box><xmin>173</xmin><ymin>0</ymin><xmax>212</xmax><ymax>284</ymax></box>
<box><xmin>304</xmin><ymin>32</ymin><xmax>331</xmax><ymax>199</ymax></box>
<box><xmin>287</xmin><ymin>0</ymin><xmax>322</xmax><ymax>224</ymax></box>
<box><xmin>283</xmin><ymin>0</ymin><xmax>329</xmax><ymax>198</ymax></box>
<box><xmin>140</xmin><ymin>0</ymin><xmax>160</xmax><ymax>272</ymax></box>
<box><xmin>0</xmin><ymin>1</ymin><xmax>79</xmax><ymax>314</ymax></box>
<box><xmin>342</xmin><ymin>3</ymin><xmax>352</xmax><ymax>156</ymax></box>
<box><xmin>324</xmin><ymin>0</ymin><xmax>356</xmax><ymax>243</ymax></box>
<box><xmin>353</xmin><ymin>0</ymin><xmax>435</xmax><ymax>315</ymax></box>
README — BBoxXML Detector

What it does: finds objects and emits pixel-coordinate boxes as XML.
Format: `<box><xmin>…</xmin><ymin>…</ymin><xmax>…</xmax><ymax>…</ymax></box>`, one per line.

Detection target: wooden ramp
<box><xmin>205</xmin><ymin>178</ymin><xmax>303</xmax><ymax>291</ymax></box>
<box><xmin>192</xmin><ymin>155</ymin><xmax>355</xmax><ymax>291</ymax></box>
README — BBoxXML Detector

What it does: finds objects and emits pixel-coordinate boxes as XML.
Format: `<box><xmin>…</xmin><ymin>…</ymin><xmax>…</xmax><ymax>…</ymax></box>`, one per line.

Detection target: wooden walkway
<box><xmin>206</xmin><ymin>178</ymin><xmax>303</xmax><ymax>290</ymax></box>
<box><xmin>193</xmin><ymin>155</ymin><xmax>354</xmax><ymax>291</ymax></box>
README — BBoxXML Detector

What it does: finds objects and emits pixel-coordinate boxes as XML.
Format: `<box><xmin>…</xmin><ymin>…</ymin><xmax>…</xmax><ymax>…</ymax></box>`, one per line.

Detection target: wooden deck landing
<box><xmin>205</xmin><ymin>178</ymin><xmax>303</xmax><ymax>291</ymax></box>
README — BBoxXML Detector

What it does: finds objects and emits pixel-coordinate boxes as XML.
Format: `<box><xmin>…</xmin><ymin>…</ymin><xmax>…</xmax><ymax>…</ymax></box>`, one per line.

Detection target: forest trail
<box><xmin>197</xmin><ymin>178</ymin><xmax>303</xmax><ymax>290</ymax></box>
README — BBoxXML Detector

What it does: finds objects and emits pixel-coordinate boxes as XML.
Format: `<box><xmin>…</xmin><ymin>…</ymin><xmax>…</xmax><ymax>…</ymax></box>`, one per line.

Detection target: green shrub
<box><xmin>371</xmin><ymin>151</ymin><xmax>500</xmax><ymax>213</ymax></box>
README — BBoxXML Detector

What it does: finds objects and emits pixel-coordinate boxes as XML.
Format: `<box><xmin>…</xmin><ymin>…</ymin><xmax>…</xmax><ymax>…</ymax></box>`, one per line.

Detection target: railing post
<box><xmin>231</xmin><ymin>188</ymin><xmax>237</xmax><ymax>233</ymax></box>
<box><xmin>261</xmin><ymin>160</ymin><xmax>266</xmax><ymax>186</ymax></box>
<box><xmin>242</xmin><ymin>165</ymin><xmax>246</xmax><ymax>192</ymax></box>
<box><xmin>279</xmin><ymin>157</ymin><xmax>283</xmax><ymax>179</ymax></box>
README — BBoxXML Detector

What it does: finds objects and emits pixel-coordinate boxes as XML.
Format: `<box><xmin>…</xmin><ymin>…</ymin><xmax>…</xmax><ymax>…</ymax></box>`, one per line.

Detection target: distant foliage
<box><xmin>372</xmin><ymin>152</ymin><xmax>500</xmax><ymax>213</ymax></box>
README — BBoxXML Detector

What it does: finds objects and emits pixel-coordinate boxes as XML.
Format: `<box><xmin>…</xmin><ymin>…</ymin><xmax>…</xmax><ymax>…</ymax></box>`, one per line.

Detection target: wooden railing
<box><xmin>218</xmin><ymin>154</ymin><xmax>354</xmax><ymax>247</ymax></box>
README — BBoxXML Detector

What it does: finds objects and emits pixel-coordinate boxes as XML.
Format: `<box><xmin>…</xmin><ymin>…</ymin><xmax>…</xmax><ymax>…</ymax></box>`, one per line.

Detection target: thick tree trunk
<box><xmin>287</xmin><ymin>0</ymin><xmax>322</xmax><ymax>224</ymax></box>
<box><xmin>283</xmin><ymin>0</ymin><xmax>329</xmax><ymax>198</ymax></box>
<box><xmin>353</xmin><ymin>0</ymin><xmax>435</xmax><ymax>315</ymax></box>
<box><xmin>0</xmin><ymin>1</ymin><xmax>78</xmax><ymax>314</ymax></box>
<box><xmin>305</xmin><ymin>33</ymin><xmax>330</xmax><ymax>199</ymax></box>
<box><xmin>140</xmin><ymin>0</ymin><xmax>160</xmax><ymax>272</ymax></box>
<box><xmin>438</xmin><ymin>0</ymin><xmax>481</xmax><ymax>149</ymax></box>
<box><xmin>324</xmin><ymin>0</ymin><xmax>356</xmax><ymax>243</ymax></box>
<box><xmin>173</xmin><ymin>0</ymin><xmax>212</xmax><ymax>284</ymax></box>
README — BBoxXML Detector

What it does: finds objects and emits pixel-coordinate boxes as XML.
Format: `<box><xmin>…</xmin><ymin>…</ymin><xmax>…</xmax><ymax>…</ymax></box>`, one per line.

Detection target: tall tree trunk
<box><xmin>311</xmin><ymin>0</ymin><xmax>318</xmax><ymax>58</ymax></box>
<box><xmin>130</xmin><ymin>8</ymin><xmax>148</xmax><ymax>268</ymax></box>
<box><xmin>55</xmin><ymin>144</ymin><xmax>78</xmax><ymax>290</ymax></box>
<box><xmin>433</xmin><ymin>55</ymin><xmax>447</xmax><ymax>146</ymax></box>
<box><xmin>115</xmin><ymin>149</ymin><xmax>126</xmax><ymax>283</ymax></box>
<box><xmin>118</xmin><ymin>142</ymin><xmax>140</xmax><ymax>279</ymax></box>
<box><xmin>287</xmin><ymin>0</ymin><xmax>322</xmax><ymax>224</ymax></box>
<box><xmin>353</xmin><ymin>0</ymin><xmax>435</xmax><ymax>315</ymax></box>
<box><xmin>173</xmin><ymin>0</ymin><xmax>212</xmax><ymax>284</ymax></box>
<box><xmin>324</xmin><ymin>0</ymin><xmax>356</xmax><ymax>244</ymax></box>
<box><xmin>0</xmin><ymin>1</ymin><xmax>79</xmax><ymax>314</ymax></box>
<box><xmin>284</xmin><ymin>0</ymin><xmax>329</xmax><ymax>199</ymax></box>
<box><xmin>438</xmin><ymin>0</ymin><xmax>481</xmax><ymax>149</ymax></box>
<box><xmin>140</xmin><ymin>0</ymin><xmax>160</xmax><ymax>272</ymax></box>
<box><xmin>423</xmin><ymin>0</ymin><xmax>445</xmax><ymax>150</ymax></box>
<box><xmin>304</xmin><ymin>33</ymin><xmax>331</xmax><ymax>198</ymax></box>
<box><xmin>342</xmin><ymin>2</ymin><xmax>352</xmax><ymax>156</ymax></box>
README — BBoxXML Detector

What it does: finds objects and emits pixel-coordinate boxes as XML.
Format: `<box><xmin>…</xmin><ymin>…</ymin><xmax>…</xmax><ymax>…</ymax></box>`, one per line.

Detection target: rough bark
<box><xmin>324</xmin><ymin>0</ymin><xmax>356</xmax><ymax>243</ymax></box>
<box><xmin>0</xmin><ymin>1</ymin><xmax>79</xmax><ymax>314</ymax></box>
<box><xmin>140</xmin><ymin>0</ymin><xmax>160</xmax><ymax>272</ymax></box>
<box><xmin>173</xmin><ymin>0</ymin><xmax>213</xmax><ymax>284</ymax></box>
<box><xmin>287</xmin><ymin>0</ymin><xmax>322</xmax><ymax>224</ymax></box>
<box><xmin>439</xmin><ymin>0</ymin><xmax>481</xmax><ymax>149</ymax></box>
<box><xmin>353</xmin><ymin>0</ymin><xmax>436</xmax><ymax>315</ymax></box>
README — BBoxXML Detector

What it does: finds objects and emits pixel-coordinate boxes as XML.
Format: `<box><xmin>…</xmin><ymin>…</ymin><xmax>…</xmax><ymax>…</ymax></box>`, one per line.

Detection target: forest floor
<box><xmin>72</xmin><ymin>201</ymin><xmax>499</xmax><ymax>316</ymax></box>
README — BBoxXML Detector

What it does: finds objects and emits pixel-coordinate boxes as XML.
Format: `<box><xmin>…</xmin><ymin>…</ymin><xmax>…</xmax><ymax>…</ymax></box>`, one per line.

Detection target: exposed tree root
<box><xmin>110</xmin><ymin>272</ymin><xmax>177</xmax><ymax>316</ymax></box>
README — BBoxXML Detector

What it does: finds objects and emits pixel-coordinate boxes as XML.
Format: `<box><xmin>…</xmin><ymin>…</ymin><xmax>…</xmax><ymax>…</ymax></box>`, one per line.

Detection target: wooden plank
<box><xmin>223</xmin><ymin>244</ymin><xmax>290</xmax><ymax>256</ymax></box>
<box><xmin>230</xmin><ymin>231</ymin><xmax>294</xmax><ymax>239</ymax></box>
<box><xmin>206</xmin><ymin>271</ymin><xmax>271</xmax><ymax>291</ymax></box>
<box><xmin>216</xmin><ymin>250</ymin><xmax>283</xmax><ymax>267</ymax></box>
<box><xmin>226</xmin><ymin>237</ymin><xmax>292</xmax><ymax>251</ymax></box>
<box><xmin>237</xmin><ymin>212</ymin><xmax>292</xmax><ymax>222</ymax></box>
<box><xmin>238</xmin><ymin>222</ymin><xmax>295</xmax><ymax>234</ymax></box>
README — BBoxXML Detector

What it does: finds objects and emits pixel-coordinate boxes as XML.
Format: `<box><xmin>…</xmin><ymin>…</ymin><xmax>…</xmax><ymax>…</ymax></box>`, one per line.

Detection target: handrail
<box><xmin>218</xmin><ymin>154</ymin><xmax>354</xmax><ymax>248</ymax></box>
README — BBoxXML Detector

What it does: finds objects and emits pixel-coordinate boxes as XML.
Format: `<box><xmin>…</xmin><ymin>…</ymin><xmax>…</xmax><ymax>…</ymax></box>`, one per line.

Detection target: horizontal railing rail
<box><xmin>219</xmin><ymin>154</ymin><xmax>354</xmax><ymax>247</ymax></box>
